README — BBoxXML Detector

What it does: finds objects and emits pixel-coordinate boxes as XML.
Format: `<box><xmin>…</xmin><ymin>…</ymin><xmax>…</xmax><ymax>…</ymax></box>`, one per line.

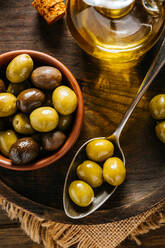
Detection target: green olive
<box><xmin>77</xmin><ymin>160</ymin><xmax>103</xmax><ymax>188</ymax></box>
<box><xmin>103</xmin><ymin>157</ymin><xmax>126</xmax><ymax>186</ymax></box>
<box><xmin>0</xmin><ymin>130</ymin><xmax>17</xmax><ymax>157</ymax></box>
<box><xmin>69</xmin><ymin>180</ymin><xmax>94</xmax><ymax>207</ymax></box>
<box><xmin>30</xmin><ymin>107</ymin><xmax>59</xmax><ymax>132</ymax></box>
<box><xmin>6</xmin><ymin>54</ymin><xmax>33</xmax><ymax>83</ymax></box>
<box><xmin>155</xmin><ymin>121</ymin><xmax>165</xmax><ymax>143</ymax></box>
<box><xmin>86</xmin><ymin>139</ymin><xmax>114</xmax><ymax>162</ymax></box>
<box><xmin>58</xmin><ymin>114</ymin><xmax>73</xmax><ymax>132</ymax></box>
<box><xmin>0</xmin><ymin>93</ymin><xmax>17</xmax><ymax>117</ymax></box>
<box><xmin>52</xmin><ymin>86</ymin><xmax>77</xmax><ymax>115</ymax></box>
<box><xmin>149</xmin><ymin>94</ymin><xmax>165</xmax><ymax>120</ymax></box>
<box><xmin>7</xmin><ymin>80</ymin><xmax>30</xmax><ymax>96</ymax></box>
<box><xmin>12</xmin><ymin>113</ymin><xmax>34</xmax><ymax>135</ymax></box>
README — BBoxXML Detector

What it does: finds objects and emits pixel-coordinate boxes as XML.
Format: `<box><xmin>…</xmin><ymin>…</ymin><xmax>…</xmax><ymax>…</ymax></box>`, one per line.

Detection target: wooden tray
<box><xmin>0</xmin><ymin>0</ymin><xmax>165</xmax><ymax>225</ymax></box>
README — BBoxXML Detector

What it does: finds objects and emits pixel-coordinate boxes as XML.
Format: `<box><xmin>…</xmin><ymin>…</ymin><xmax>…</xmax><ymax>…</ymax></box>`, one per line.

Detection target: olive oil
<box><xmin>66</xmin><ymin>0</ymin><xmax>165</xmax><ymax>62</ymax></box>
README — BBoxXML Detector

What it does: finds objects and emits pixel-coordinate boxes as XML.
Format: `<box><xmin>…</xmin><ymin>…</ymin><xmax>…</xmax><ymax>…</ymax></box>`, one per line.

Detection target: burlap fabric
<box><xmin>0</xmin><ymin>196</ymin><xmax>165</xmax><ymax>248</ymax></box>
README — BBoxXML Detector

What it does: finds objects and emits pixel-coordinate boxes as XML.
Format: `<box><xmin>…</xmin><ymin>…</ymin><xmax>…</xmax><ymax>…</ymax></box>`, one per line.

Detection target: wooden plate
<box><xmin>0</xmin><ymin>0</ymin><xmax>165</xmax><ymax>225</ymax></box>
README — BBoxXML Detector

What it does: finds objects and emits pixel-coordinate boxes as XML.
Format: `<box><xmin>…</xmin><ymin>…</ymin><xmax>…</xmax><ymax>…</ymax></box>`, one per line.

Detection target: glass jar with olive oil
<box><xmin>66</xmin><ymin>0</ymin><xmax>165</xmax><ymax>62</ymax></box>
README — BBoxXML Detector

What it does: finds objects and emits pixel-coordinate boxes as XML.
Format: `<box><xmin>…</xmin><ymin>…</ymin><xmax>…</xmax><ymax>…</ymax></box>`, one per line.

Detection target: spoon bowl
<box><xmin>63</xmin><ymin>25</ymin><xmax>165</xmax><ymax>219</ymax></box>
<box><xmin>63</xmin><ymin>134</ymin><xmax>125</xmax><ymax>219</ymax></box>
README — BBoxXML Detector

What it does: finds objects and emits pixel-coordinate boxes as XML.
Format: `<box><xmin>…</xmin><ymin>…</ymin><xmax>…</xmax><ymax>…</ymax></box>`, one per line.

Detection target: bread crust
<box><xmin>32</xmin><ymin>0</ymin><xmax>66</xmax><ymax>24</ymax></box>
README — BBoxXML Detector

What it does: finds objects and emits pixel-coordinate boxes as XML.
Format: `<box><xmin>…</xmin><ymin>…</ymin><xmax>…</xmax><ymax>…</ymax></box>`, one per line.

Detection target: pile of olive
<box><xmin>68</xmin><ymin>139</ymin><xmax>126</xmax><ymax>207</ymax></box>
<box><xmin>0</xmin><ymin>54</ymin><xmax>77</xmax><ymax>165</ymax></box>
<box><xmin>149</xmin><ymin>94</ymin><xmax>165</xmax><ymax>143</ymax></box>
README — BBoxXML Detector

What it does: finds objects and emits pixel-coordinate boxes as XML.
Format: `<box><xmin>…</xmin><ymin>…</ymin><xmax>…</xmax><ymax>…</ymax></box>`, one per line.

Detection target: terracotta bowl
<box><xmin>0</xmin><ymin>50</ymin><xmax>84</xmax><ymax>171</ymax></box>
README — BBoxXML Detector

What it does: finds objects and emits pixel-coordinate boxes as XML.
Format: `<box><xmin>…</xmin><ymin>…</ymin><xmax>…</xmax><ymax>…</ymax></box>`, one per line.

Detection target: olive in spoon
<box><xmin>63</xmin><ymin>29</ymin><xmax>165</xmax><ymax>219</ymax></box>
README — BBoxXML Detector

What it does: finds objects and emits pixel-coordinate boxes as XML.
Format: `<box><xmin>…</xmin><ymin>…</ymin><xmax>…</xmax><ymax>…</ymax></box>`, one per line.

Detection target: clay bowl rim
<box><xmin>0</xmin><ymin>49</ymin><xmax>84</xmax><ymax>171</ymax></box>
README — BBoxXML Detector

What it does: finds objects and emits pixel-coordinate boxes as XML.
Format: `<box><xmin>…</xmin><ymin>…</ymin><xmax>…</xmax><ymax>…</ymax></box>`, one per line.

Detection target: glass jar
<box><xmin>66</xmin><ymin>0</ymin><xmax>165</xmax><ymax>62</ymax></box>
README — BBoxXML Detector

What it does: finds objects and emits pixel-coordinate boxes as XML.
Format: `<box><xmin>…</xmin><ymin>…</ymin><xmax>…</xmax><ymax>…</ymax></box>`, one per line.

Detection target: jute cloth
<box><xmin>0</xmin><ymin>196</ymin><xmax>165</xmax><ymax>248</ymax></box>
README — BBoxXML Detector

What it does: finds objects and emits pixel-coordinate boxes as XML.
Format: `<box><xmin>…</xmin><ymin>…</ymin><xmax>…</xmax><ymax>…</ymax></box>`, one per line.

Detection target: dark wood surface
<box><xmin>0</xmin><ymin>0</ymin><xmax>165</xmax><ymax>246</ymax></box>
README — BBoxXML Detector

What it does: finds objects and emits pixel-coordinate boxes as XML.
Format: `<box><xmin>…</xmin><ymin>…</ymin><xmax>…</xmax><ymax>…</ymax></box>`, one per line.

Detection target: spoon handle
<box><xmin>113</xmin><ymin>29</ymin><xmax>165</xmax><ymax>138</ymax></box>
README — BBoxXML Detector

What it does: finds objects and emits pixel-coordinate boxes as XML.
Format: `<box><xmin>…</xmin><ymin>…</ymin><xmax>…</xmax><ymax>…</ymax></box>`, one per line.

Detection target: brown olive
<box><xmin>7</xmin><ymin>80</ymin><xmax>31</xmax><ymax>96</ymax></box>
<box><xmin>42</xmin><ymin>130</ymin><xmax>66</xmax><ymax>151</ymax></box>
<box><xmin>9</xmin><ymin>137</ymin><xmax>39</xmax><ymax>165</ymax></box>
<box><xmin>31</xmin><ymin>66</ymin><xmax>62</xmax><ymax>90</ymax></box>
<box><xmin>58</xmin><ymin>114</ymin><xmax>73</xmax><ymax>132</ymax></box>
<box><xmin>0</xmin><ymin>79</ymin><xmax>5</xmax><ymax>92</ymax></box>
<box><xmin>17</xmin><ymin>88</ymin><xmax>45</xmax><ymax>113</ymax></box>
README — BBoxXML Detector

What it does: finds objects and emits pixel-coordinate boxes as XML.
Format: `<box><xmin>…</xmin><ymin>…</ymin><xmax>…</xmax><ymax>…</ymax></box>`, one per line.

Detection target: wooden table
<box><xmin>1</xmin><ymin>0</ymin><xmax>165</xmax><ymax>247</ymax></box>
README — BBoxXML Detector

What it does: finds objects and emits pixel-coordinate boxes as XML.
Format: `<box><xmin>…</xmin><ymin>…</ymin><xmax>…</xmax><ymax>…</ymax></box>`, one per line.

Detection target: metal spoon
<box><xmin>63</xmin><ymin>28</ymin><xmax>165</xmax><ymax>220</ymax></box>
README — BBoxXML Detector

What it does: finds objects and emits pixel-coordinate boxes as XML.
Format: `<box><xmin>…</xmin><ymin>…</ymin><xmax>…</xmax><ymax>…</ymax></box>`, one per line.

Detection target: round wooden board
<box><xmin>0</xmin><ymin>0</ymin><xmax>165</xmax><ymax>225</ymax></box>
